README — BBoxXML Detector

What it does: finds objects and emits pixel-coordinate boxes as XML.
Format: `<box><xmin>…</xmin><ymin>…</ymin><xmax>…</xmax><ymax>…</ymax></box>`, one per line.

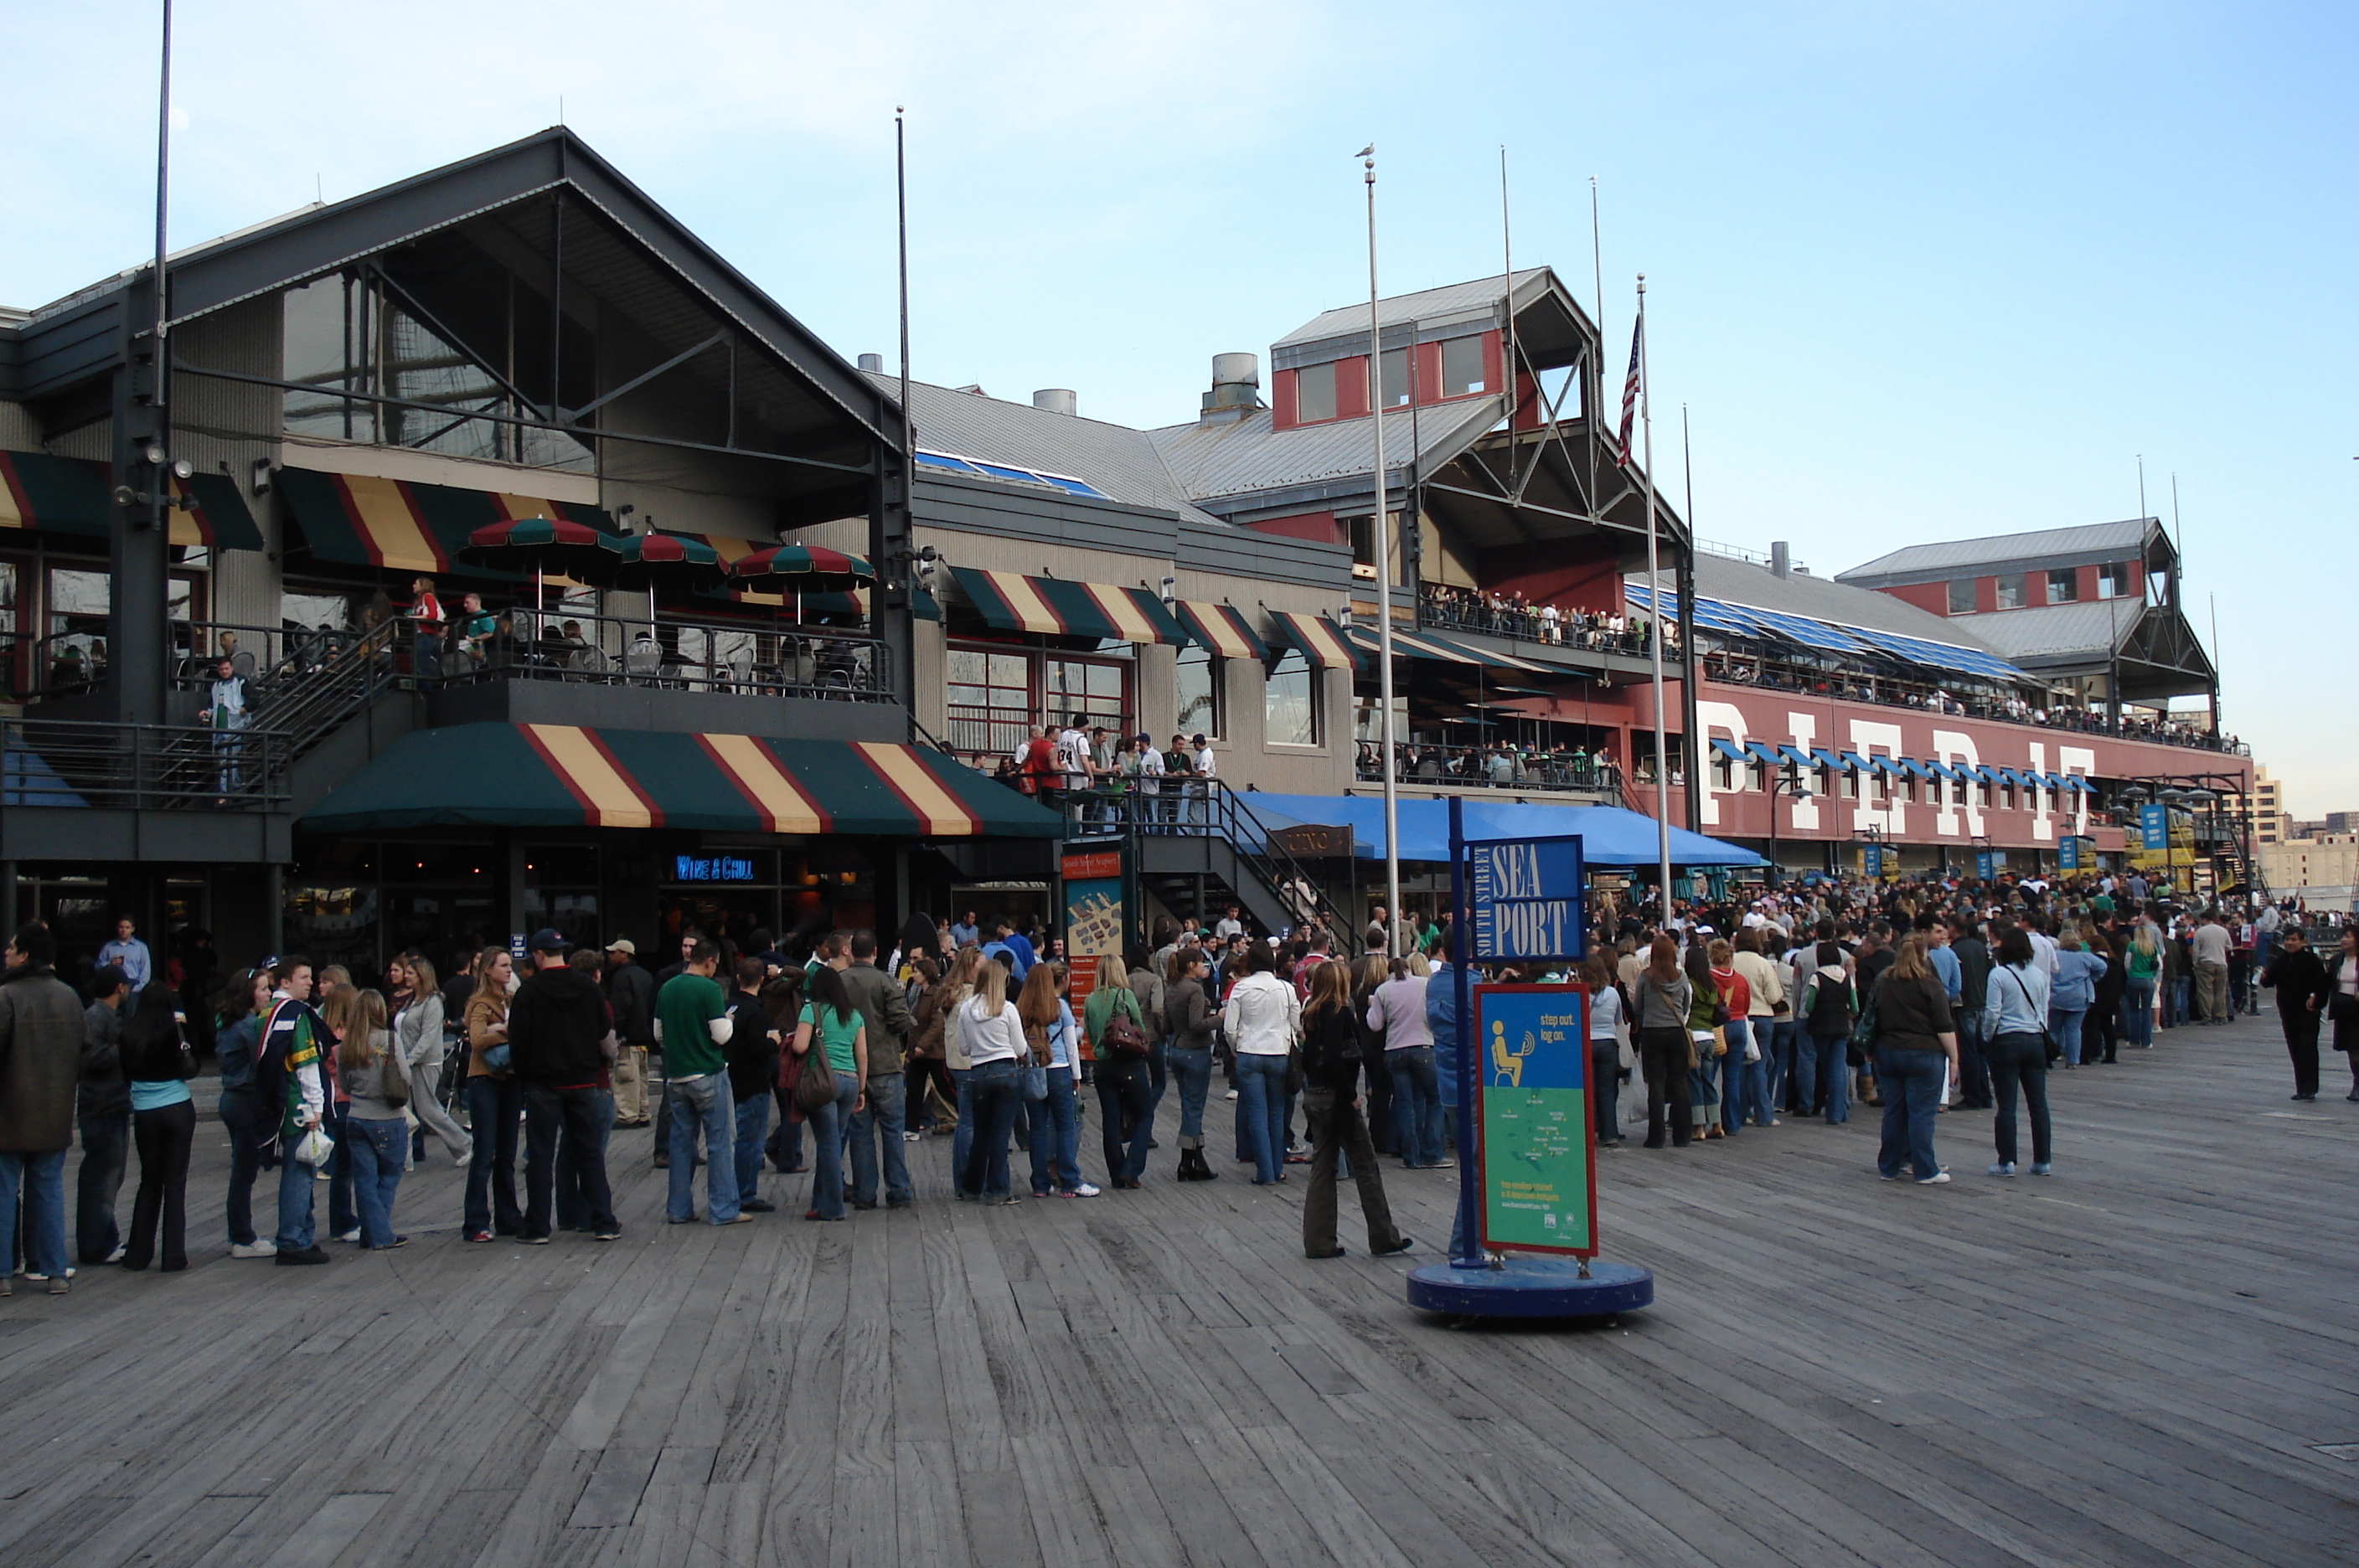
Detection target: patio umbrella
<box><xmin>461</xmin><ymin>517</ymin><xmax>626</xmax><ymax>609</ymax></box>
<box><xmin>725</xmin><ymin>544</ymin><xmax>873</xmax><ymax>592</ymax></box>
<box><xmin>609</xmin><ymin>532</ymin><xmax>726</xmax><ymax>593</ymax></box>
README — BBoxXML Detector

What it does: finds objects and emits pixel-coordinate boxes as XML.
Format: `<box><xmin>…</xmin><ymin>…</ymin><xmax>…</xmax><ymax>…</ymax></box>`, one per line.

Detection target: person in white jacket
<box><xmin>1221</xmin><ymin>945</ymin><xmax>1301</xmax><ymax>1184</ymax></box>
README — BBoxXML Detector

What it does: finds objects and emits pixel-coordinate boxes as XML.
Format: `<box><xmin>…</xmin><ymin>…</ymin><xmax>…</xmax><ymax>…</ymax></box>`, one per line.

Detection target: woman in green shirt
<box><xmin>1084</xmin><ymin>962</ymin><xmax>1151</xmax><ymax>1189</ymax></box>
<box><xmin>789</xmin><ymin>965</ymin><xmax>866</xmax><ymax>1220</ymax></box>
<box><xmin>2123</xmin><ymin>923</ymin><xmax>2160</xmax><ymax>1050</ymax></box>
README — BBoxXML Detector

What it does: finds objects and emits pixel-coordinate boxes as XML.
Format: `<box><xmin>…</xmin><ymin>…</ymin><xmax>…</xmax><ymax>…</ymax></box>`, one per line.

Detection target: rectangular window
<box><xmin>1175</xmin><ymin>646</ymin><xmax>1221</xmax><ymax>740</ymax></box>
<box><xmin>2097</xmin><ymin>561</ymin><xmax>2132</xmax><ymax>599</ymax></box>
<box><xmin>1295</xmin><ymin>361</ymin><xmax>1339</xmax><ymax>423</ymax></box>
<box><xmin>947</xmin><ymin>646</ymin><xmax>1034</xmax><ymax>758</ymax></box>
<box><xmin>2047</xmin><ymin>568</ymin><xmax>2079</xmax><ymax>603</ymax></box>
<box><xmin>1995</xmin><ymin>574</ymin><xmax>2029</xmax><ymax>610</ymax></box>
<box><xmin>1045</xmin><ymin>656</ymin><xmax>1129</xmax><ymax>736</ymax></box>
<box><xmin>1379</xmin><ymin>348</ymin><xmax>1410</xmax><ymax>408</ymax></box>
<box><xmin>1946</xmin><ymin>578</ymin><xmax>1975</xmax><ymax>614</ymax></box>
<box><xmin>1347</xmin><ymin>515</ymin><xmax>1375</xmax><ymax>569</ymax></box>
<box><xmin>1710</xmin><ymin>754</ymin><xmax>1735</xmax><ymax>791</ymax></box>
<box><xmin>1265</xmin><ymin>650</ymin><xmax>1319</xmax><ymax>746</ymax></box>
<box><xmin>1440</xmin><ymin>336</ymin><xmax>1486</xmax><ymax>397</ymax></box>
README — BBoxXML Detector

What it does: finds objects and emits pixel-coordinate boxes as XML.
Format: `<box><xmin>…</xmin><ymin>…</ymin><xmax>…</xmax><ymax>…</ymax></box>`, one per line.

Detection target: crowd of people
<box><xmin>1417</xmin><ymin>583</ymin><xmax>1651</xmax><ymax>653</ymax></box>
<box><xmin>3</xmin><ymin>868</ymin><xmax>2343</xmax><ymax>1295</ymax></box>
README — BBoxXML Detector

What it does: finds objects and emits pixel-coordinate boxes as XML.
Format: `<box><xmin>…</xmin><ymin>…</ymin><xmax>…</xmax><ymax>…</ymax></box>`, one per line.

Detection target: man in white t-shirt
<box><xmin>1188</xmin><ymin>734</ymin><xmax>1216</xmax><ymax>825</ymax></box>
<box><xmin>1055</xmin><ymin>714</ymin><xmax>1092</xmax><ymax>794</ymax></box>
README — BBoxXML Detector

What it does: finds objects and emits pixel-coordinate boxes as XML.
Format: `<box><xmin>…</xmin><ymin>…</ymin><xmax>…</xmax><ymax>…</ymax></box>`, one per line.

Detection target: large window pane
<box><xmin>1295</xmin><ymin>361</ymin><xmax>1338</xmax><ymax>423</ymax></box>
<box><xmin>1265</xmin><ymin>651</ymin><xmax>1318</xmax><ymax>746</ymax></box>
<box><xmin>1379</xmin><ymin>348</ymin><xmax>1409</xmax><ymax>408</ymax></box>
<box><xmin>1045</xmin><ymin>656</ymin><xmax>1128</xmax><ymax>734</ymax></box>
<box><xmin>1441</xmin><ymin>336</ymin><xmax>1487</xmax><ymax>396</ymax></box>
<box><xmin>947</xmin><ymin>644</ymin><xmax>1035</xmax><ymax>758</ymax></box>
<box><xmin>1946</xmin><ymin>578</ymin><xmax>1975</xmax><ymax>614</ymax></box>
<box><xmin>2047</xmin><ymin>568</ymin><xmax>2079</xmax><ymax>603</ymax></box>
<box><xmin>1176</xmin><ymin>647</ymin><xmax>1221</xmax><ymax>739</ymax></box>
<box><xmin>1995</xmin><ymin>574</ymin><xmax>2028</xmax><ymax>610</ymax></box>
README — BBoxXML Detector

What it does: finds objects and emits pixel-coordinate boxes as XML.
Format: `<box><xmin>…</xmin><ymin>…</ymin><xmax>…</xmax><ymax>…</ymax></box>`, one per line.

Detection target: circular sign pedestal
<box><xmin>1406</xmin><ymin>1256</ymin><xmax>1653</xmax><ymax>1318</ymax></box>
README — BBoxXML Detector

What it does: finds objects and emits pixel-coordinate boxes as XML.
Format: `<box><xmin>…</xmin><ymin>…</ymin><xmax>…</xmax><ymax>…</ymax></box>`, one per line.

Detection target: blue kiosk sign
<box><xmin>1405</xmin><ymin>797</ymin><xmax>1654</xmax><ymax>1319</ymax></box>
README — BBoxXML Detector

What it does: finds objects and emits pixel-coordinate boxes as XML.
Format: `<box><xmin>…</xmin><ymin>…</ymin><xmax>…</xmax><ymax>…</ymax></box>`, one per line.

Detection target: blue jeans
<box><xmin>1688</xmin><ymin>1044</ymin><xmax>1721</xmax><ymax>1125</ymax></box>
<box><xmin>1591</xmin><ymin>1039</ymin><xmax>1622</xmax><ymax>1140</ymax></box>
<box><xmin>554</xmin><ymin>1087</ymin><xmax>615</xmax><ymax>1231</ymax></box>
<box><xmin>2123</xmin><ymin>977</ymin><xmax>2156</xmax><ymax>1048</ymax></box>
<box><xmin>734</xmin><ymin>1088</ymin><xmax>772</xmax><ymax>1205</ymax></box>
<box><xmin>1874</xmin><ymin>1047</ymin><xmax>1945</xmax><ymax>1179</ymax></box>
<box><xmin>2047</xmin><ymin>1006</ymin><xmax>2088</xmax><ymax>1066</ymax></box>
<box><xmin>0</xmin><ymin>1148</ymin><xmax>70</xmax><ymax>1278</ymax></box>
<box><xmin>218</xmin><ymin>1089</ymin><xmax>266</xmax><ymax>1246</ymax></box>
<box><xmin>464</xmin><ymin>1074</ymin><xmax>523</xmax><ymax>1235</ymax></box>
<box><xmin>1954</xmin><ymin>1011</ymin><xmax>1991</xmax><ymax>1106</ymax></box>
<box><xmin>1802</xmin><ymin>1031</ymin><xmax>1849</xmax><ymax>1122</ymax></box>
<box><xmin>526</xmin><ymin>1083</ymin><xmax>616</xmax><ymax>1238</ymax></box>
<box><xmin>1096</xmin><ymin>1062</ymin><xmax>1154</xmax><ymax>1181</ymax></box>
<box><xmin>949</xmin><ymin>1067</ymin><xmax>975</xmax><ymax>1195</ymax></box>
<box><xmin>275</xmin><ymin>1127</ymin><xmax>320</xmax><ymax>1252</ymax></box>
<box><xmin>806</xmin><ymin>1070</ymin><xmax>859</xmax><ymax>1219</ymax></box>
<box><xmin>75</xmin><ymin>1114</ymin><xmax>129</xmax><ymax>1263</ymax></box>
<box><xmin>1168</xmin><ymin>1046</ymin><xmax>1213</xmax><ymax>1148</ymax></box>
<box><xmin>324</xmin><ymin>1101</ymin><xmax>357</xmax><ymax>1239</ymax></box>
<box><xmin>2167</xmin><ymin>975</ymin><xmax>2191</xmax><ymax>1027</ymax></box>
<box><xmin>848</xmin><ymin>1072</ymin><xmax>913</xmax><ymax>1207</ymax></box>
<box><xmin>345</xmin><ymin>1115</ymin><xmax>408</xmax><ymax>1247</ymax></box>
<box><xmin>960</xmin><ymin>1058</ymin><xmax>1024</xmax><ymax>1199</ymax></box>
<box><xmin>1235</xmin><ymin>1053</ymin><xmax>1291</xmax><ymax>1183</ymax></box>
<box><xmin>1985</xmin><ymin>1031</ymin><xmax>2052</xmax><ymax>1168</ymax></box>
<box><xmin>1388</xmin><ymin>1048</ymin><xmax>1444</xmax><ymax>1165</ymax></box>
<box><xmin>666</xmin><ymin>1070</ymin><xmax>740</xmax><ymax>1225</ymax></box>
<box><xmin>1029</xmin><ymin>1065</ymin><xmax>1082</xmax><ymax>1194</ymax></box>
<box><xmin>1726</xmin><ymin>1019</ymin><xmax>1773</xmax><ymax>1129</ymax></box>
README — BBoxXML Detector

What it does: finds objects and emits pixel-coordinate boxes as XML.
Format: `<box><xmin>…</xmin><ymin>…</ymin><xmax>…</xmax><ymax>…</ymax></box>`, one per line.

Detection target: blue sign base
<box><xmin>1404</xmin><ymin>1256</ymin><xmax>1654</xmax><ymax>1318</ymax></box>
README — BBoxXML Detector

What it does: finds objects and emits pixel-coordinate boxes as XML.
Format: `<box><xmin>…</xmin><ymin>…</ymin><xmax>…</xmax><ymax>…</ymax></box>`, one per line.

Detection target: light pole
<box><xmin>1766</xmin><ymin>763</ymin><xmax>1812</xmax><ymax>889</ymax></box>
<box><xmin>1360</xmin><ymin>145</ymin><xmax>1401</xmax><ymax>957</ymax></box>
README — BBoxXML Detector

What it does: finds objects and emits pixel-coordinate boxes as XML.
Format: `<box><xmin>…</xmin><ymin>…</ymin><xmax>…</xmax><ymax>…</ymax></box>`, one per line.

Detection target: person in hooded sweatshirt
<box><xmin>504</xmin><ymin>930</ymin><xmax>619</xmax><ymax>1243</ymax></box>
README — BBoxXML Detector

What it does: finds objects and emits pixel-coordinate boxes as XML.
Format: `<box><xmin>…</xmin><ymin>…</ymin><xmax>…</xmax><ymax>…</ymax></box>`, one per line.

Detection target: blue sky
<box><xmin>5</xmin><ymin>1</ymin><xmax>2351</xmax><ymax>812</ymax></box>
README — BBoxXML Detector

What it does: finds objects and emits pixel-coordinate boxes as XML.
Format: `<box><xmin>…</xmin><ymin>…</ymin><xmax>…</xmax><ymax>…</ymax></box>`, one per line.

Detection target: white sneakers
<box><xmin>230</xmin><ymin>1240</ymin><xmax>277</xmax><ymax>1259</ymax></box>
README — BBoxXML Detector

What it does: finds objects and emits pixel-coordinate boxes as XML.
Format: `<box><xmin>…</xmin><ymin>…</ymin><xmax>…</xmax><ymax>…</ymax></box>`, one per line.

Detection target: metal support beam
<box><xmin>1675</xmin><ymin>538</ymin><xmax>1702</xmax><ymax>833</ymax></box>
<box><xmin>111</xmin><ymin>279</ymin><xmax>171</xmax><ymax>729</ymax></box>
<box><xmin>565</xmin><ymin>330</ymin><xmax>725</xmax><ymax>421</ymax></box>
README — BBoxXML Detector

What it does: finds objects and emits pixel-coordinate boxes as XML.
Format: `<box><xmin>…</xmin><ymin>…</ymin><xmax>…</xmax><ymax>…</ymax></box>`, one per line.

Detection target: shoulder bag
<box><xmin>2001</xmin><ymin>968</ymin><xmax>2062</xmax><ymax>1065</ymax></box>
<box><xmin>792</xmin><ymin>1015</ymin><xmax>839</xmax><ymax>1114</ymax></box>
<box><xmin>1098</xmin><ymin>992</ymin><xmax>1149</xmax><ymax>1062</ymax></box>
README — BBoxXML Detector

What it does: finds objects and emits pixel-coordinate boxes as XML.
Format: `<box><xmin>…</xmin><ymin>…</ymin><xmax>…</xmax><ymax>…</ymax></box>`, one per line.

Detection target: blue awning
<box><xmin>1744</xmin><ymin>740</ymin><xmax>1788</xmax><ymax>767</ymax></box>
<box><xmin>2062</xmin><ymin>774</ymin><xmax>2091</xmax><ymax>792</ymax></box>
<box><xmin>1995</xmin><ymin>768</ymin><xmax>2028</xmax><ymax>787</ymax></box>
<box><xmin>1926</xmin><ymin>760</ymin><xmax>1964</xmax><ymax>782</ymax></box>
<box><xmin>1227</xmin><ymin>794</ymin><xmax>1765</xmax><ymax>867</ymax></box>
<box><xmin>1840</xmin><ymin>751</ymin><xmax>1871</xmax><ymax>772</ymax></box>
<box><xmin>1969</xmin><ymin>764</ymin><xmax>2001</xmax><ymax>784</ymax></box>
<box><xmin>1775</xmin><ymin>744</ymin><xmax>1816</xmax><ymax>768</ymax></box>
<box><xmin>1710</xmin><ymin>737</ymin><xmax>1750</xmax><ymax>762</ymax></box>
<box><xmin>1897</xmin><ymin>757</ymin><xmax>1934</xmax><ymax>780</ymax></box>
<box><xmin>1809</xmin><ymin>747</ymin><xmax>1848</xmax><ymax>771</ymax></box>
<box><xmin>1869</xmin><ymin>755</ymin><xmax>1906</xmax><ymax>776</ymax></box>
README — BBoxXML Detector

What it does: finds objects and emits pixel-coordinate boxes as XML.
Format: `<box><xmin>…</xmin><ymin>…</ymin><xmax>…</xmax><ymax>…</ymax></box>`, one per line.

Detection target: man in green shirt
<box><xmin>656</xmin><ymin>941</ymin><xmax>746</xmax><ymax>1226</ymax></box>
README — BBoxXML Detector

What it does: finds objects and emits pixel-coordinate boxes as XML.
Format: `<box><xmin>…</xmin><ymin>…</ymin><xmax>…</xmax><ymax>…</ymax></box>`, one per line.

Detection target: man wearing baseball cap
<box><xmin>505</xmin><ymin>928</ymin><xmax>618</xmax><ymax>1242</ymax></box>
<box><xmin>601</xmin><ymin>937</ymin><xmax>653</xmax><ymax>1127</ymax></box>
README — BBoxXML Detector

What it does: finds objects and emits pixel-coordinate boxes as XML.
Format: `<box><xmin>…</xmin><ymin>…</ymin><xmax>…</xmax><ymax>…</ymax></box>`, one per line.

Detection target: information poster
<box><xmin>1473</xmin><ymin>983</ymin><xmax>1595</xmax><ymax>1257</ymax></box>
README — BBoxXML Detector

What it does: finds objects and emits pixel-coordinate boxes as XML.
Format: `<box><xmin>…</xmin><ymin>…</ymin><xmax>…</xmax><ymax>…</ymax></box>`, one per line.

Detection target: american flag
<box><xmin>1614</xmin><ymin>314</ymin><xmax>1642</xmax><ymax>467</ymax></box>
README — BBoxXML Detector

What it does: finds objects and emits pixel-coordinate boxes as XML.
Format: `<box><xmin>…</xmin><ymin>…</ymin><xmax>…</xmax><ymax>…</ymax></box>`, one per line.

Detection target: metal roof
<box><xmin>1272</xmin><ymin>268</ymin><xmax>1553</xmax><ymax>351</ymax></box>
<box><xmin>1948</xmin><ymin>598</ymin><xmax>2145</xmax><ymax>663</ymax></box>
<box><xmin>1837</xmin><ymin>518</ymin><xmax>2155</xmax><ymax>585</ymax></box>
<box><xmin>1683</xmin><ymin>553</ymin><xmax>2008</xmax><ymax>649</ymax></box>
<box><xmin>867</xmin><ymin>372</ymin><xmax>1221</xmax><ymax>523</ymax></box>
<box><xmin>1147</xmin><ymin>396</ymin><xmax>1502</xmax><ymax>504</ymax></box>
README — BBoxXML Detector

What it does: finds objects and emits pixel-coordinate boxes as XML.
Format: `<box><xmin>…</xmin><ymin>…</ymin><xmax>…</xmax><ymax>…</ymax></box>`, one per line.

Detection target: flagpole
<box><xmin>1363</xmin><ymin>145</ymin><xmax>1401</xmax><ymax>958</ymax></box>
<box><xmin>1639</xmin><ymin>276</ymin><xmax>1671</xmax><ymax>922</ymax></box>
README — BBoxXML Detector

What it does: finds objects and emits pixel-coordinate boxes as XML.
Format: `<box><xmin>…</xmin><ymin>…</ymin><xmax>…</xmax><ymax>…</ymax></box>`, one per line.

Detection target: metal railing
<box><xmin>1417</xmin><ymin>591</ymin><xmax>1653</xmax><ymax>656</ymax></box>
<box><xmin>1356</xmin><ymin>740</ymin><xmax>1619</xmax><ymax>796</ymax></box>
<box><xmin>2</xmin><ymin>717</ymin><xmax>289</xmax><ymax>810</ymax></box>
<box><xmin>431</xmin><ymin>606</ymin><xmax>893</xmax><ymax>703</ymax></box>
<box><xmin>1036</xmin><ymin>777</ymin><xmax>1354</xmax><ymax>941</ymax></box>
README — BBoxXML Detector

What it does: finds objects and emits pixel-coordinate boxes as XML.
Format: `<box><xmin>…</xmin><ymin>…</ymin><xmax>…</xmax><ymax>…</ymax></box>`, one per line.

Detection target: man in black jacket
<box><xmin>2259</xmin><ymin>926</ymin><xmax>2330</xmax><ymax>1102</ymax></box>
<box><xmin>604</xmin><ymin>938</ymin><xmax>654</xmax><ymax>1128</ymax></box>
<box><xmin>1946</xmin><ymin>916</ymin><xmax>1995</xmax><ymax>1109</ymax></box>
<box><xmin>507</xmin><ymin>930</ymin><xmax>618</xmax><ymax>1241</ymax></box>
<box><xmin>837</xmin><ymin>931</ymin><xmax>915</xmax><ymax>1209</ymax></box>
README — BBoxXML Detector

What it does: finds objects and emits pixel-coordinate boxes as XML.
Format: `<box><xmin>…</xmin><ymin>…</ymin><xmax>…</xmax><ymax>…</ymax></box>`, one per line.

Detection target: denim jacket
<box><xmin>214</xmin><ymin>1014</ymin><xmax>261</xmax><ymax>1092</ymax></box>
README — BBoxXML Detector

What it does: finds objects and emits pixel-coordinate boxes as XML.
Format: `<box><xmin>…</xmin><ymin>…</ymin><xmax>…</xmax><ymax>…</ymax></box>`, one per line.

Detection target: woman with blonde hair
<box><xmin>1017</xmin><ymin>962</ymin><xmax>1095</xmax><ymax>1197</ymax></box>
<box><xmin>933</xmin><ymin>947</ymin><xmax>983</xmax><ymax>1186</ymax></box>
<box><xmin>1871</xmin><ymin>932</ymin><xmax>1960</xmax><ymax>1184</ymax></box>
<box><xmin>315</xmin><ymin>981</ymin><xmax>364</xmax><ymax>1243</ymax></box>
<box><xmin>462</xmin><ymin>947</ymin><xmax>523</xmax><ymax>1242</ymax></box>
<box><xmin>390</xmin><ymin>951</ymin><xmax>469</xmax><ymax>1168</ymax></box>
<box><xmin>957</xmin><ymin>958</ymin><xmax>1029</xmax><ymax>1203</ymax></box>
<box><xmin>338</xmin><ymin>989</ymin><xmax>411</xmax><ymax>1248</ymax></box>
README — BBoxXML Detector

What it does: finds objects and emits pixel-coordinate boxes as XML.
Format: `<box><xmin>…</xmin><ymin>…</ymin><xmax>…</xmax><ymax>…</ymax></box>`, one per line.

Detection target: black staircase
<box><xmin>1050</xmin><ymin>780</ymin><xmax>1356</xmax><ymax>941</ymax></box>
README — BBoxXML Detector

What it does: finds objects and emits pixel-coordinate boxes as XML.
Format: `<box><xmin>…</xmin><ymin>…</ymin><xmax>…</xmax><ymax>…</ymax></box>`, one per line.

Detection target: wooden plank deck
<box><xmin>4</xmin><ymin>1008</ymin><xmax>2357</xmax><ymax>1567</ymax></box>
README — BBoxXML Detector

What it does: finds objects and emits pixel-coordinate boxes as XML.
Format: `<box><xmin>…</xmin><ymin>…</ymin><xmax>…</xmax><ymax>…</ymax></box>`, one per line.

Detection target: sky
<box><xmin>4</xmin><ymin>1</ymin><xmax>2353</xmax><ymax>812</ymax></box>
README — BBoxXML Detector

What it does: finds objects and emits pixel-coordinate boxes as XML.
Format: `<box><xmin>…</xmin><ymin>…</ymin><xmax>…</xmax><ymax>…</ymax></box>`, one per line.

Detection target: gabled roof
<box><xmin>1838</xmin><ymin>518</ymin><xmax>2160</xmax><ymax>585</ymax></box>
<box><xmin>1149</xmin><ymin>396</ymin><xmax>1502</xmax><ymax>508</ymax></box>
<box><xmin>1949</xmin><ymin>598</ymin><xmax>2148</xmax><ymax>663</ymax></box>
<box><xmin>869</xmin><ymin>373</ymin><xmax>1221</xmax><ymax>523</ymax></box>
<box><xmin>1275</xmin><ymin>267</ymin><xmax>1553</xmax><ymax>352</ymax></box>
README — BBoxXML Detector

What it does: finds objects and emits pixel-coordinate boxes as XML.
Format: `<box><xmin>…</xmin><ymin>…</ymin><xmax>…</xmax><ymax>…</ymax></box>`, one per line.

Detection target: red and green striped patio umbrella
<box><xmin>610</xmin><ymin>532</ymin><xmax>727</xmax><ymax>592</ymax></box>
<box><xmin>725</xmin><ymin>544</ymin><xmax>874</xmax><ymax>591</ymax></box>
<box><xmin>461</xmin><ymin>517</ymin><xmax>627</xmax><ymax>582</ymax></box>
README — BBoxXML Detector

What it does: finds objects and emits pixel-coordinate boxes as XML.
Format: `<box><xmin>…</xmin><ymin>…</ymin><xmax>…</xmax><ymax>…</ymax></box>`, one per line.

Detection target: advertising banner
<box><xmin>1474</xmin><ymin>983</ymin><xmax>1596</xmax><ymax>1258</ymax></box>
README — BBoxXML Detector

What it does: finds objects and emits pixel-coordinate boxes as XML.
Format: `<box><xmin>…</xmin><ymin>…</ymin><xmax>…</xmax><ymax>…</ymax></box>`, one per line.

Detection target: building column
<box><xmin>110</xmin><ymin>275</ymin><xmax>172</xmax><ymax>728</ymax></box>
<box><xmin>264</xmin><ymin>862</ymin><xmax>284</xmax><ymax>957</ymax></box>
